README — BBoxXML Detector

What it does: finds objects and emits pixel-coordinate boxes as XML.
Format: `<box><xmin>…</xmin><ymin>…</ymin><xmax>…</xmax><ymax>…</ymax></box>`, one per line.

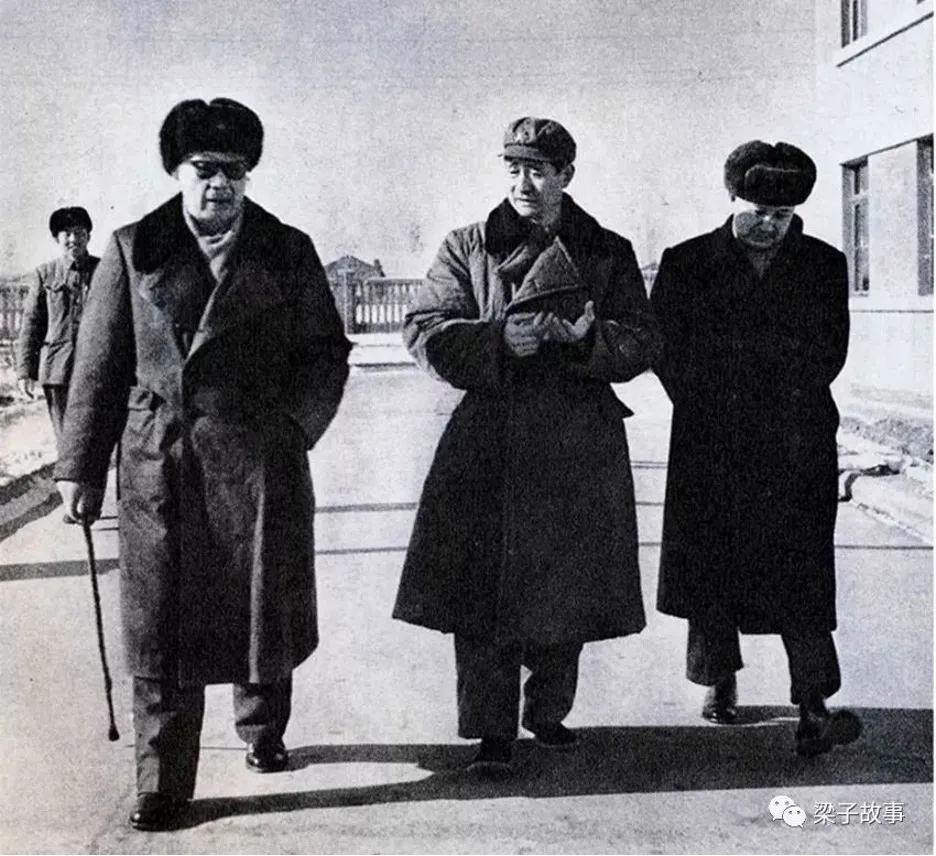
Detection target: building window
<box><xmin>844</xmin><ymin>160</ymin><xmax>870</xmax><ymax>295</ymax></box>
<box><xmin>841</xmin><ymin>0</ymin><xmax>868</xmax><ymax>45</ymax></box>
<box><xmin>919</xmin><ymin>138</ymin><xmax>933</xmax><ymax>296</ymax></box>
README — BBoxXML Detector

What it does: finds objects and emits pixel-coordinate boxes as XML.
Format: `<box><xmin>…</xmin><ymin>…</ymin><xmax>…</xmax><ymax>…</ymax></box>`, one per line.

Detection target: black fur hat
<box><xmin>724</xmin><ymin>140</ymin><xmax>816</xmax><ymax>206</ymax></box>
<box><xmin>49</xmin><ymin>206</ymin><xmax>92</xmax><ymax>236</ymax></box>
<box><xmin>159</xmin><ymin>98</ymin><xmax>263</xmax><ymax>174</ymax></box>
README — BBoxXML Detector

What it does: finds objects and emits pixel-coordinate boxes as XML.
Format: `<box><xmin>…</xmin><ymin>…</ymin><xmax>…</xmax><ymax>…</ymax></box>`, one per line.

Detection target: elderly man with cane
<box><xmin>55</xmin><ymin>97</ymin><xmax>351</xmax><ymax>830</ymax></box>
<box><xmin>651</xmin><ymin>140</ymin><xmax>862</xmax><ymax>757</ymax></box>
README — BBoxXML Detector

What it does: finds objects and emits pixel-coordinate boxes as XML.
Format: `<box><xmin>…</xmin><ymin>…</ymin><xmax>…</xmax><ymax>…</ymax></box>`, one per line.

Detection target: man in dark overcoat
<box><xmin>16</xmin><ymin>206</ymin><xmax>100</xmax><ymax>452</ymax></box>
<box><xmin>55</xmin><ymin>98</ymin><xmax>351</xmax><ymax>830</ymax></box>
<box><xmin>394</xmin><ymin>117</ymin><xmax>660</xmax><ymax>776</ymax></box>
<box><xmin>651</xmin><ymin>140</ymin><xmax>861</xmax><ymax>757</ymax></box>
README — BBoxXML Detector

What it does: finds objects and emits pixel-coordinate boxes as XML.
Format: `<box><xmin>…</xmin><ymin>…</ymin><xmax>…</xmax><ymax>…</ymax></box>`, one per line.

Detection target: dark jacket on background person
<box><xmin>54</xmin><ymin>195</ymin><xmax>351</xmax><ymax>685</ymax></box>
<box><xmin>393</xmin><ymin>195</ymin><xmax>660</xmax><ymax>646</ymax></box>
<box><xmin>16</xmin><ymin>254</ymin><xmax>100</xmax><ymax>384</ymax></box>
<box><xmin>652</xmin><ymin>216</ymin><xmax>849</xmax><ymax>634</ymax></box>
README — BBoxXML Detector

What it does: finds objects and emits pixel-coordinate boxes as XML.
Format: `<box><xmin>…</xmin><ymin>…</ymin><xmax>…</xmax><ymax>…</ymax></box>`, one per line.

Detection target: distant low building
<box><xmin>324</xmin><ymin>255</ymin><xmax>385</xmax><ymax>291</ymax></box>
<box><xmin>324</xmin><ymin>256</ymin><xmax>385</xmax><ymax>331</ymax></box>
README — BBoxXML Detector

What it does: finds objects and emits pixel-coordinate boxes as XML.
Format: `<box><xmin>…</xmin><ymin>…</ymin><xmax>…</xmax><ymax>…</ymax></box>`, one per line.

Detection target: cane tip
<box><xmin>108</xmin><ymin>726</ymin><xmax>120</xmax><ymax>742</ymax></box>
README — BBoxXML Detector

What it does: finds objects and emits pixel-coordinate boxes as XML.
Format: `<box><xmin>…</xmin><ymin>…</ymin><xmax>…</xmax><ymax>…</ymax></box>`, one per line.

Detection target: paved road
<box><xmin>0</xmin><ymin>369</ymin><xmax>931</xmax><ymax>854</ymax></box>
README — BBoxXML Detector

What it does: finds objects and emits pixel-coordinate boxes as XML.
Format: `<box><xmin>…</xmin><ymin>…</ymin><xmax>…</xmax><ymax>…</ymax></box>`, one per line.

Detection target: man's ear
<box><xmin>560</xmin><ymin>163</ymin><xmax>575</xmax><ymax>187</ymax></box>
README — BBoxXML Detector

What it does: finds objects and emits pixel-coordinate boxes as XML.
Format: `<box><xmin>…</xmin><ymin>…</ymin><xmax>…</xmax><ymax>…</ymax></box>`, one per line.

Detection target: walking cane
<box><xmin>82</xmin><ymin>519</ymin><xmax>120</xmax><ymax>742</ymax></box>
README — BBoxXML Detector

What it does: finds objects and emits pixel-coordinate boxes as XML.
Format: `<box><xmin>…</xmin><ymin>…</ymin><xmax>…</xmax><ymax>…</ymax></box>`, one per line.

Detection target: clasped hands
<box><xmin>503</xmin><ymin>300</ymin><xmax>596</xmax><ymax>358</ymax></box>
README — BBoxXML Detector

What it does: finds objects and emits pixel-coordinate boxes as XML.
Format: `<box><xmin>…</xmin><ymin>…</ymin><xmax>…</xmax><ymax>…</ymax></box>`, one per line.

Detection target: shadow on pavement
<box><xmin>188</xmin><ymin>707</ymin><xmax>931</xmax><ymax>827</ymax></box>
<box><xmin>1</xmin><ymin>543</ymin><xmax>929</xmax><ymax>582</ymax></box>
<box><xmin>0</xmin><ymin>557</ymin><xmax>119</xmax><ymax>582</ymax></box>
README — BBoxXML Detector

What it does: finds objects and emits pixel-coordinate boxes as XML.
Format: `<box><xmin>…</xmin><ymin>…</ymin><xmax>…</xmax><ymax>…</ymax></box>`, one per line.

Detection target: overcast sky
<box><xmin>0</xmin><ymin>0</ymin><xmax>818</xmax><ymax>276</ymax></box>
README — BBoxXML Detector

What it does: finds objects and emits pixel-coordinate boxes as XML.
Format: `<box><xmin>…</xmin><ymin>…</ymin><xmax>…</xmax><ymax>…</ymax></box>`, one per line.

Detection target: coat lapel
<box><xmin>485</xmin><ymin>195</ymin><xmax>601</xmax><ymax>315</ymax></box>
<box><xmin>188</xmin><ymin>257</ymin><xmax>288</xmax><ymax>357</ymax></box>
<box><xmin>188</xmin><ymin>202</ymin><xmax>292</xmax><ymax>359</ymax></box>
<box><xmin>131</xmin><ymin>198</ymin><xmax>211</xmax><ymax>359</ymax></box>
<box><xmin>508</xmin><ymin>238</ymin><xmax>585</xmax><ymax>309</ymax></box>
<box><xmin>132</xmin><ymin>196</ymin><xmax>292</xmax><ymax>362</ymax></box>
<box><xmin>709</xmin><ymin>219</ymin><xmax>759</xmax><ymax>306</ymax></box>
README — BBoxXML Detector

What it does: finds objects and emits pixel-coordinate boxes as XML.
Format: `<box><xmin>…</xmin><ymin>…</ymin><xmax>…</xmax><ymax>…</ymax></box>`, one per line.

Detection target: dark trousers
<box><xmin>454</xmin><ymin>635</ymin><xmax>583</xmax><ymax>740</ymax></box>
<box><xmin>686</xmin><ymin>617</ymin><xmax>841</xmax><ymax>704</ymax></box>
<box><xmin>43</xmin><ymin>384</ymin><xmax>68</xmax><ymax>451</ymax></box>
<box><xmin>133</xmin><ymin>675</ymin><xmax>292</xmax><ymax>800</ymax></box>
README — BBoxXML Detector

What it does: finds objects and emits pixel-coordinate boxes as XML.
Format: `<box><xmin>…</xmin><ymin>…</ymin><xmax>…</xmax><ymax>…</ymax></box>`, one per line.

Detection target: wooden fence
<box><xmin>1</xmin><ymin>275</ymin><xmax>425</xmax><ymax>340</ymax></box>
<box><xmin>0</xmin><ymin>280</ymin><xmax>30</xmax><ymax>342</ymax></box>
<box><xmin>333</xmin><ymin>277</ymin><xmax>423</xmax><ymax>334</ymax></box>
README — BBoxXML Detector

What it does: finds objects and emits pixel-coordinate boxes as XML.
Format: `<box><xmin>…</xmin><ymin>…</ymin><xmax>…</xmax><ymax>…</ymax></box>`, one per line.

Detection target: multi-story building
<box><xmin>814</xmin><ymin>0</ymin><xmax>933</xmax><ymax>413</ymax></box>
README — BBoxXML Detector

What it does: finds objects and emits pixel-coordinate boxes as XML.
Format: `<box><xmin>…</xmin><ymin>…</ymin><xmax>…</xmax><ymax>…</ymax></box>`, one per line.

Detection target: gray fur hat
<box><xmin>724</xmin><ymin>140</ymin><xmax>816</xmax><ymax>206</ymax></box>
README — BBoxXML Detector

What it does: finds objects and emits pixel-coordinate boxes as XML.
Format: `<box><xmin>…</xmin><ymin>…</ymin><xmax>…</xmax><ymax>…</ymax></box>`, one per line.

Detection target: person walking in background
<box><xmin>651</xmin><ymin>140</ymin><xmax>861</xmax><ymax>757</ymax></box>
<box><xmin>54</xmin><ymin>97</ymin><xmax>351</xmax><ymax>830</ymax></box>
<box><xmin>394</xmin><ymin>117</ymin><xmax>660</xmax><ymax>777</ymax></box>
<box><xmin>16</xmin><ymin>206</ymin><xmax>99</xmax><ymax>453</ymax></box>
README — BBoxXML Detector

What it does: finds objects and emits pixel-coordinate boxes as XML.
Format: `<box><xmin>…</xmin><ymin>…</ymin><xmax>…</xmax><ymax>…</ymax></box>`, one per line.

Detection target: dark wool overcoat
<box><xmin>54</xmin><ymin>196</ymin><xmax>351</xmax><ymax>685</ymax></box>
<box><xmin>16</xmin><ymin>253</ymin><xmax>100</xmax><ymax>385</ymax></box>
<box><xmin>393</xmin><ymin>196</ymin><xmax>661</xmax><ymax>646</ymax></box>
<box><xmin>651</xmin><ymin>217</ymin><xmax>850</xmax><ymax>634</ymax></box>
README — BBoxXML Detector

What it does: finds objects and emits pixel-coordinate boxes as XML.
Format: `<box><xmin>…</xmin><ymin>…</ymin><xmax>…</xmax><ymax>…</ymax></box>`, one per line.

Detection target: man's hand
<box><xmin>541</xmin><ymin>300</ymin><xmax>596</xmax><ymax>344</ymax></box>
<box><xmin>16</xmin><ymin>378</ymin><xmax>36</xmax><ymax>400</ymax></box>
<box><xmin>504</xmin><ymin>311</ymin><xmax>549</xmax><ymax>357</ymax></box>
<box><xmin>57</xmin><ymin>480</ymin><xmax>105</xmax><ymax>525</ymax></box>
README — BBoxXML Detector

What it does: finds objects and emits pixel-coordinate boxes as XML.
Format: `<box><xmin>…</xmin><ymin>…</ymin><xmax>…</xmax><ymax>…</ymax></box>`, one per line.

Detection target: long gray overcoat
<box><xmin>54</xmin><ymin>196</ymin><xmax>351</xmax><ymax>685</ymax></box>
<box><xmin>651</xmin><ymin>217</ymin><xmax>849</xmax><ymax>633</ymax></box>
<box><xmin>393</xmin><ymin>196</ymin><xmax>660</xmax><ymax>646</ymax></box>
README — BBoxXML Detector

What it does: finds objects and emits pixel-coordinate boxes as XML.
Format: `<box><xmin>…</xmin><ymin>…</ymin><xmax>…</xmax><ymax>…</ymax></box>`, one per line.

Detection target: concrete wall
<box><xmin>814</xmin><ymin>0</ymin><xmax>933</xmax><ymax>408</ymax></box>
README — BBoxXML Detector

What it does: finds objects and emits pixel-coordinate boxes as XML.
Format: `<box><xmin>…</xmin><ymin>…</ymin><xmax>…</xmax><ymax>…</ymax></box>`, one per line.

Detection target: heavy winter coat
<box><xmin>16</xmin><ymin>254</ymin><xmax>100</xmax><ymax>385</ymax></box>
<box><xmin>651</xmin><ymin>217</ymin><xmax>849</xmax><ymax>633</ymax></box>
<box><xmin>393</xmin><ymin>196</ymin><xmax>660</xmax><ymax>645</ymax></box>
<box><xmin>54</xmin><ymin>196</ymin><xmax>351</xmax><ymax>684</ymax></box>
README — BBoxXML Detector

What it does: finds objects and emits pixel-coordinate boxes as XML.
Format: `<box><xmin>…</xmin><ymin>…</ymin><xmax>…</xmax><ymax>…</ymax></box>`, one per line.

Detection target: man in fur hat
<box><xmin>55</xmin><ymin>98</ymin><xmax>351</xmax><ymax>830</ymax></box>
<box><xmin>16</xmin><ymin>206</ymin><xmax>99</xmax><ymax>455</ymax></box>
<box><xmin>652</xmin><ymin>140</ymin><xmax>861</xmax><ymax>757</ymax></box>
<box><xmin>394</xmin><ymin>117</ymin><xmax>660</xmax><ymax>777</ymax></box>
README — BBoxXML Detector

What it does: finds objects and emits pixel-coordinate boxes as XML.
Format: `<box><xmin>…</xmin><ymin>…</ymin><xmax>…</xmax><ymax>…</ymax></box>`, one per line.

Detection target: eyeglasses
<box><xmin>188</xmin><ymin>160</ymin><xmax>249</xmax><ymax>180</ymax></box>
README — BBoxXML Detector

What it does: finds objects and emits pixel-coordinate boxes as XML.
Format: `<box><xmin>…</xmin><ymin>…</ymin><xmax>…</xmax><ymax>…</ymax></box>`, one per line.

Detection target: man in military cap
<box><xmin>16</xmin><ymin>206</ymin><xmax>99</xmax><ymax>453</ymax></box>
<box><xmin>652</xmin><ymin>140</ymin><xmax>861</xmax><ymax>757</ymax></box>
<box><xmin>55</xmin><ymin>97</ymin><xmax>351</xmax><ymax>829</ymax></box>
<box><xmin>394</xmin><ymin>117</ymin><xmax>660</xmax><ymax>776</ymax></box>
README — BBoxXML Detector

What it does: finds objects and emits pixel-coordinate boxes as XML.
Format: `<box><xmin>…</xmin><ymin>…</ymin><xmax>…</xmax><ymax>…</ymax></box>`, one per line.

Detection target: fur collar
<box><xmin>132</xmin><ymin>195</ymin><xmax>289</xmax><ymax>273</ymax></box>
<box><xmin>484</xmin><ymin>194</ymin><xmax>607</xmax><ymax>264</ymax></box>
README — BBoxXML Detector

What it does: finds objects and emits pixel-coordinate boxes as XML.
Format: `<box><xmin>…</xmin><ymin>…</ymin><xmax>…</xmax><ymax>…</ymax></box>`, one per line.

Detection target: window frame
<box><xmin>918</xmin><ymin>137</ymin><xmax>933</xmax><ymax>296</ymax></box>
<box><xmin>841</xmin><ymin>0</ymin><xmax>868</xmax><ymax>46</ymax></box>
<box><xmin>843</xmin><ymin>159</ymin><xmax>870</xmax><ymax>296</ymax></box>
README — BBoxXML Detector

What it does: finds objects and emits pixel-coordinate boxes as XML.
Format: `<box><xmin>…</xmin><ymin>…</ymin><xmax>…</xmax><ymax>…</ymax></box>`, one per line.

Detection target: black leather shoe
<box><xmin>530</xmin><ymin>723</ymin><xmax>579</xmax><ymax>750</ymax></box>
<box><xmin>702</xmin><ymin>674</ymin><xmax>738</xmax><ymax>724</ymax></box>
<box><xmin>246</xmin><ymin>740</ymin><xmax>289</xmax><ymax>773</ymax></box>
<box><xmin>796</xmin><ymin>705</ymin><xmax>862</xmax><ymax>757</ymax></box>
<box><xmin>467</xmin><ymin>737</ymin><xmax>513</xmax><ymax>779</ymax></box>
<box><xmin>129</xmin><ymin>793</ymin><xmax>187</xmax><ymax>831</ymax></box>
